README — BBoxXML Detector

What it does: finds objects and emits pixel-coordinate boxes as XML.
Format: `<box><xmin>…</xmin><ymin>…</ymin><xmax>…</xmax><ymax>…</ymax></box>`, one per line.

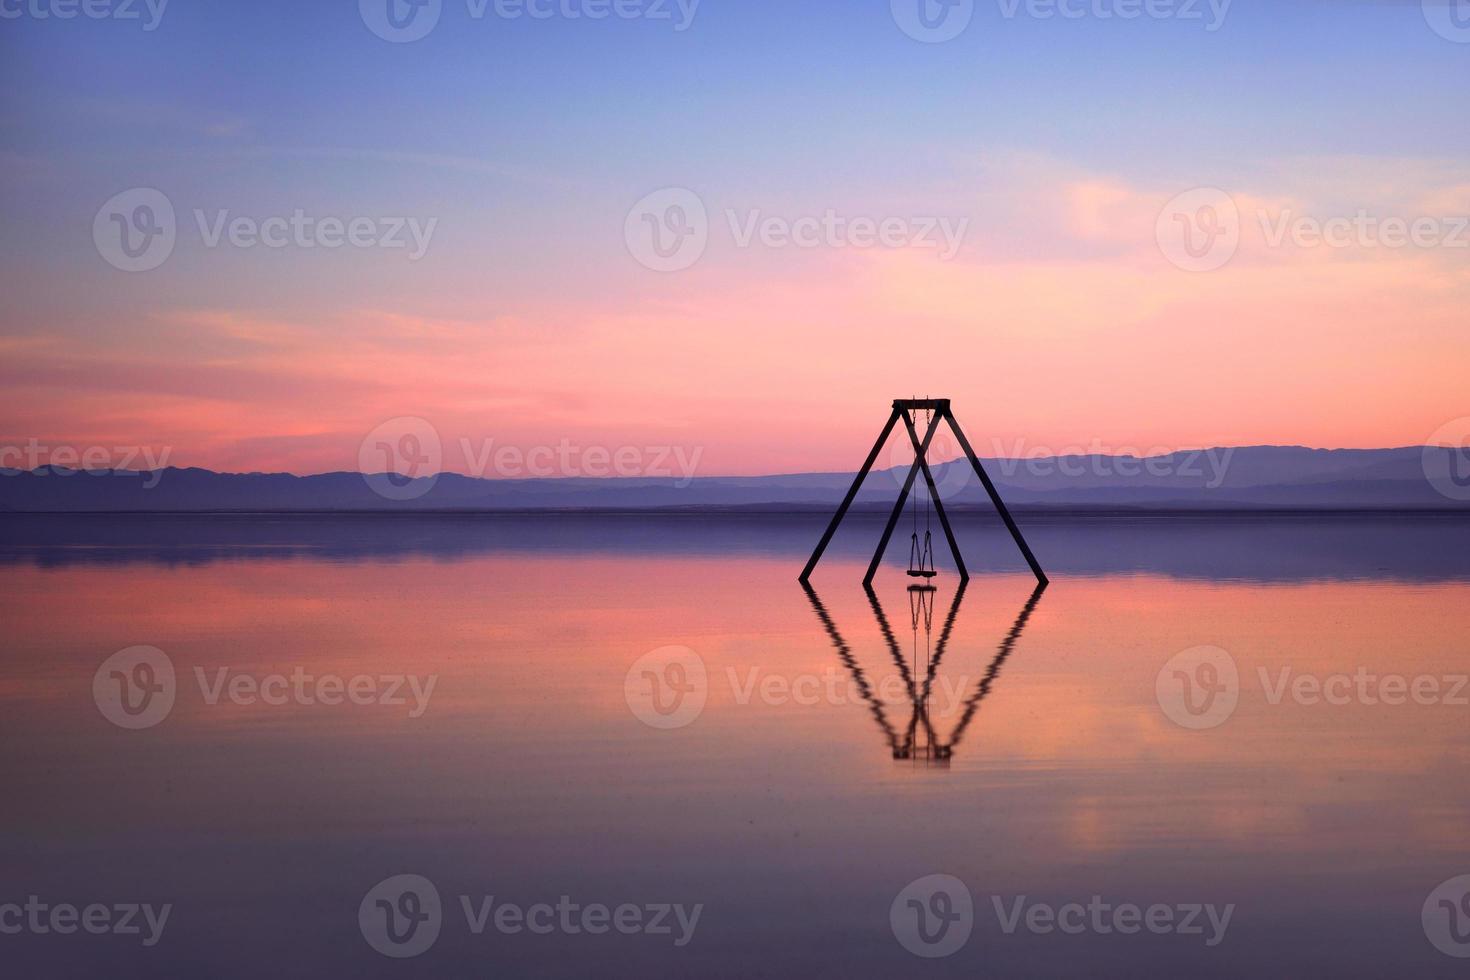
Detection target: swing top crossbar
<box><xmin>893</xmin><ymin>399</ymin><xmax>950</xmax><ymax>411</ymax></box>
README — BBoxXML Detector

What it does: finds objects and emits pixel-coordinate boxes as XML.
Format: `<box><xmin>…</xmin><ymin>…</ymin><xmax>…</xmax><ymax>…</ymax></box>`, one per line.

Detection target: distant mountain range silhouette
<box><xmin>2</xmin><ymin>446</ymin><xmax>1465</xmax><ymax>512</ymax></box>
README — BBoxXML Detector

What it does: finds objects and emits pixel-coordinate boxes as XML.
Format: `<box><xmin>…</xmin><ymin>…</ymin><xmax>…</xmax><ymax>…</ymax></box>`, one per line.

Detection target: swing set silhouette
<box><xmin>799</xmin><ymin>399</ymin><xmax>1048</xmax><ymax>586</ymax></box>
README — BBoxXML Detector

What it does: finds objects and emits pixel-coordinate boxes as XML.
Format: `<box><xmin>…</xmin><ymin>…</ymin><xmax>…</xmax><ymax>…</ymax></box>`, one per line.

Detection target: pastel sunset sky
<box><xmin>2</xmin><ymin>0</ymin><xmax>1467</xmax><ymax>476</ymax></box>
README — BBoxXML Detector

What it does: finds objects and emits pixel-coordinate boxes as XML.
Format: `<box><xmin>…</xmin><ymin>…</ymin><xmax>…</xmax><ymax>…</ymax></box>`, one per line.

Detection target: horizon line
<box><xmin>0</xmin><ymin>443</ymin><xmax>1441</xmax><ymax>483</ymax></box>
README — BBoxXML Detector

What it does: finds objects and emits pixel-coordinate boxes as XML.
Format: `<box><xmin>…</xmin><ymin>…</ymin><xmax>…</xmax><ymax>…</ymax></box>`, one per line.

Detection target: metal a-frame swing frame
<box><xmin>798</xmin><ymin>399</ymin><xmax>1048</xmax><ymax>587</ymax></box>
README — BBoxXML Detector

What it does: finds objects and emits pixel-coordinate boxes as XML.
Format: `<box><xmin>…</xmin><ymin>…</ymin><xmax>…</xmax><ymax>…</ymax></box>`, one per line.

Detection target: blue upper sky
<box><xmin>2</xmin><ymin>0</ymin><xmax>1467</xmax><ymax>473</ymax></box>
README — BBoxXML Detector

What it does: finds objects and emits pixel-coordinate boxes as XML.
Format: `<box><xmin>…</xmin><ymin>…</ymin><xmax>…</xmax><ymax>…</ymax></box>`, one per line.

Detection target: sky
<box><xmin>1</xmin><ymin>0</ymin><xmax>1468</xmax><ymax>477</ymax></box>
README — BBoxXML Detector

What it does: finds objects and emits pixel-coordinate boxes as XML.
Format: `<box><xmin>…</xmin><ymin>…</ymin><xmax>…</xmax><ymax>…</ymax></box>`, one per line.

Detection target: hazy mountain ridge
<box><xmin>2</xmin><ymin>446</ymin><xmax>1464</xmax><ymax>512</ymax></box>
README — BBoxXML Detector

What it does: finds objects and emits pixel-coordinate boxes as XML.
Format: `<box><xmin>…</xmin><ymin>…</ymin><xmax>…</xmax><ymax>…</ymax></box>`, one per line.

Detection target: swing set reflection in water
<box><xmin>800</xmin><ymin>579</ymin><xmax>1046</xmax><ymax>766</ymax></box>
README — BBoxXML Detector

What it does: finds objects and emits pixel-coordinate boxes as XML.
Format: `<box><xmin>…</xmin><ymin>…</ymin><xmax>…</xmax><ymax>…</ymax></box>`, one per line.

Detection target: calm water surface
<box><xmin>3</xmin><ymin>514</ymin><xmax>1469</xmax><ymax>977</ymax></box>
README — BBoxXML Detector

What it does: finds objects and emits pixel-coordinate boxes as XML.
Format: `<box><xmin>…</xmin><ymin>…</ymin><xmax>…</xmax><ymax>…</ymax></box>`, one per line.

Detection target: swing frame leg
<box><xmin>900</xmin><ymin>409</ymin><xmax>969</xmax><ymax>583</ymax></box>
<box><xmin>942</xmin><ymin>406</ymin><xmax>1049</xmax><ymax>586</ymax></box>
<box><xmin>799</xmin><ymin>408</ymin><xmax>902</xmax><ymax>584</ymax></box>
<box><xmin>920</xmin><ymin>579</ymin><xmax>968</xmax><ymax>696</ymax></box>
<box><xmin>862</xmin><ymin>584</ymin><xmax>936</xmax><ymax>755</ymax></box>
<box><xmin>863</xmin><ymin>410</ymin><xmax>943</xmax><ymax>586</ymax></box>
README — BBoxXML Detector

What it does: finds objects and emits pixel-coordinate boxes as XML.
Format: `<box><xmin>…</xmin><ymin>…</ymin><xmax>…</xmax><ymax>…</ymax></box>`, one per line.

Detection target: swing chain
<box><xmin>906</xmin><ymin>402</ymin><xmax>937</xmax><ymax>577</ymax></box>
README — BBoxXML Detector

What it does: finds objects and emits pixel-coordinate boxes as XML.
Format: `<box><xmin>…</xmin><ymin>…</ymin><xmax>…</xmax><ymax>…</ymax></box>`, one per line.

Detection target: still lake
<box><xmin>3</xmin><ymin>512</ymin><xmax>1469</xmax><ymax>977</ymax></box>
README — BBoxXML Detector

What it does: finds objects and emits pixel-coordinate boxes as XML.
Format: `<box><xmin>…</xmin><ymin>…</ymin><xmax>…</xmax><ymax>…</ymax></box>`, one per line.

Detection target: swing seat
<box><xmin>907</xmin><ymin>583</ymin><xmax>937</xmax><ymax>593</ymax></box>
<box><xmin>908</xmin><ymin>530</ymin><xmax>937</xmax><ymax>578</ymax></box>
